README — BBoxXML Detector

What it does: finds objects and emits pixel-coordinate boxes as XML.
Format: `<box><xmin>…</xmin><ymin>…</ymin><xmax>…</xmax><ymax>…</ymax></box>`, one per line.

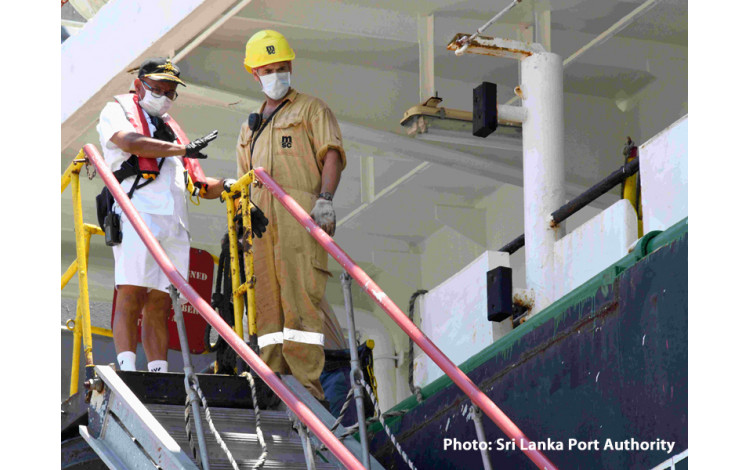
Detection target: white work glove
<box><xmin>222</xmin><ymin>178</ymin><xmax>237</xmax><ymax>193</ymax></box>
<box><xmin>311</xmin><ymin>198</ymin><xmax>336</xmax><ymax>236</ymax></box>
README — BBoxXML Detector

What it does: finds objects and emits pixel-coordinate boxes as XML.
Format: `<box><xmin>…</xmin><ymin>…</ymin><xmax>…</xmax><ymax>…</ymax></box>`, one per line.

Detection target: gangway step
<box><xmin>146</xmin><ymin>403</ymin><xmax>337</xmax><ymax>468</ymax></box>
<box><xmin>79</xmin><ymin>366</ymin><xmax>361</xmax><ymax>470</ymax></box>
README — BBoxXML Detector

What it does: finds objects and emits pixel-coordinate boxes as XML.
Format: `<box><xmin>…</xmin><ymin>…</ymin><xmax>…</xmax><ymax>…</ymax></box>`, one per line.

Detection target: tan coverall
<box><xmin>236</xmin><ymin>89</ymin><xmax>347</xmax><ymax>400</ymax></box>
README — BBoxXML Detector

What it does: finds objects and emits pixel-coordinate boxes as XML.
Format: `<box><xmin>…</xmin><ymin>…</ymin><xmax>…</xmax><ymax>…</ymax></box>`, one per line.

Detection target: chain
<box><xmin>184</xmin><ymin>395</ymin><xmax>203</xmax><ymax>469</ymax></box>
<box><xmin>240</xmin><ymin>372</ymin><xmax>268</xmax><ymax>469</ymax></box>
<box><xmin>85</xmin><ymin>161</ymin><xmax>97</xmax><ymax>180</ymax></box>
<box><xmin>191</xmin><ymin>377</ymin><xmax>241</xmax><ymax>470</ymax></box>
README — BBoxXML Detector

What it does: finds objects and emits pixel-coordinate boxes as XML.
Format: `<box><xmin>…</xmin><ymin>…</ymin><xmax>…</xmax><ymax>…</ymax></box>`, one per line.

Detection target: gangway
<box><xmin>80</xmin><ymin>365</ymin><xmax>373</xmax><ymax>469</ymax></box>
<box><xmin>63</xmin><ymin>142</ymin><xmax>558</xmax><ymax>469</ymax></box>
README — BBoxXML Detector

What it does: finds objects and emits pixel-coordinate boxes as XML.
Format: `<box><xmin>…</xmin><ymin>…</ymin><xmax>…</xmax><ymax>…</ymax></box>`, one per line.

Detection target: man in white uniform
<box><xmin>97</xmin><ymin>58</ymin><xmax>233</xmax><ymax>373</ymax></box>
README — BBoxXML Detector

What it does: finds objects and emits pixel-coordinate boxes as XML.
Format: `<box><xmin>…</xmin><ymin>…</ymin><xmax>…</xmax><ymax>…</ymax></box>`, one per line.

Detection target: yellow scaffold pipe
<box><xmin>70</xmin><ymin>169</ymin><xmax>95</xmax><ymax>380</ymax></box>
<box><xmin>225</xmin><ymin>189</ymin><xmax>245</xmax><ymax>339</ymax></box>
<box><xmin>62</xmin><ymin>260</ymin><xmax>78</xmax><ymax>291</ymax></box>
<box><xmin>241</xmin><ymin>182</ymin><xmax>258</xmax><ymax>336</ymax></box>
<box><xmin>62</xmin><ymin>149</ymin><xmax>86</xmax><ymax>194</ymax></box>
<box><xmin>70</xmin><ymin>301</ymin><xmax>82</xmax><ymax>396</ymax></box>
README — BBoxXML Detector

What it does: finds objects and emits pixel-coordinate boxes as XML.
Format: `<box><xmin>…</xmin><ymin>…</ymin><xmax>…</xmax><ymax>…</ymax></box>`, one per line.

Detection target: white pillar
<box><xmin>418</xmin><ymin>14</ymin><xmax>435</xmax><ymax>102</ymax></box>
<box><xmin>520</xmin><ymin>52</ymin><xmax>565</xmax><ymax>312</ymax></box>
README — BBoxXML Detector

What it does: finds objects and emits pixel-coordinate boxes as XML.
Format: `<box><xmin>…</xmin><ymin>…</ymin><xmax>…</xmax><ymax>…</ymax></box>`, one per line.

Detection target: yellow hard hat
<box><xmin>244</xmin><ymin>30</ymin><xmax>295</xmax><ymax>72</ymax></box>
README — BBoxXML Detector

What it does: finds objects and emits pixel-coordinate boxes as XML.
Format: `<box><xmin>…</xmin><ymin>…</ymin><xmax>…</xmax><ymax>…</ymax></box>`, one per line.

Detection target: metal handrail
<box><xmin>81</xmin><ymin>144</ymin><xmax>366</xmax><ymax>470</ymax></box>
<box><xmin>253</xmin><ymin>166</ymin><xmax>558</xmax><ymax>470</ymax></box>
<box><xmin>499</xmin><ymin>156</ymin><xmax>640</xmax><ymax>255</ymax></box>
<box><xmin>61</xmin><ymin>152</ymin><xmax>222</xmax><ymax>396</ymax></box>
<box><xmin>61</xmin><ymin>150</ymin><xmax>97</xmax><ymax>395</ymax></box>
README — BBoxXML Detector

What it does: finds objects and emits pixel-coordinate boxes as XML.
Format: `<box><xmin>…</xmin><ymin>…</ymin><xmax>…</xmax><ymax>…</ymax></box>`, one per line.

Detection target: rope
<box><xmin>191</xmin><ymin>377</ymin><xmax>241</xmax><ymax>470</ymax></box>
<box><xmin>408</xmin><ymin>289</ymin><xmax>428</xmax><ymax>403</ymax></box>
<box><xmin>329</xmin><ymin>387</ymin><xmax>355</xmax><ymax>433</ymax></box>
<box><xmin>184</xmin><ymin>395</ymin><xmax>203</xmax><ymax>470</ymax></box>
<box><xmin>240</xmin><ymin>372</ymin><xmax>268</xmax><ymax>469</ymax></box>
<box><xmin>360</xmin><ymin>381</ymin><xmax>417</xmax><ymax>470</ymax></box>
<box><xmin>316</xmin><ymin>380</ymin><xmax>417</xmax><ymax>470</ymax></box>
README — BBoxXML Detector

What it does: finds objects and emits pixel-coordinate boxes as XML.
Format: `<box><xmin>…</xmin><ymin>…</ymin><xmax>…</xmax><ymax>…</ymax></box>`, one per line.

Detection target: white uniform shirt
<box><xmin>96</xmin><ymin>101</ymin><xmax>190</xmax><ymax>234</ymax></box>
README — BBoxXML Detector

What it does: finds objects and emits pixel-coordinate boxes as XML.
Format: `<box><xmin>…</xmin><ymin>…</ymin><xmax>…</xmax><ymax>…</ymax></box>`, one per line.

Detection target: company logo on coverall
<box><xmin>281</xmin><ymin>136</ymin><xmax>292</xmax><ymax>148</ymax></box>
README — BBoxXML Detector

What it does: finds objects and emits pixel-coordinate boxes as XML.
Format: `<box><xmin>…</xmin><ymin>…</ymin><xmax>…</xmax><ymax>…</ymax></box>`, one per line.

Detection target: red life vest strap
<box><xmin>114</xmin><ymin>94</ymin><xmax>207</xmax><ymax>193</ymax></box>
<box><xmin>162</xmin><ymin>114</ymin><xmax>208</xmax><ymax>193</ymax></box>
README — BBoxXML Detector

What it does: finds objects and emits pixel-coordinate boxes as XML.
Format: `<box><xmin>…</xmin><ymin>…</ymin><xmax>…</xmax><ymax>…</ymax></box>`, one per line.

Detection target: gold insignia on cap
<box><xmin>160</xmin><ymin>60</ymin><xmax>177</xmax><ymax>75</ymax></box>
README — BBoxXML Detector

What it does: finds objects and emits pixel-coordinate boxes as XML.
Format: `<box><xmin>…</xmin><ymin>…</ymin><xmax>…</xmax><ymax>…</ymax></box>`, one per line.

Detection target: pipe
<box><xmin>520</xmin><ymin>52</ymin><xmax>566</xmax><ymax>312</ymax></box>
<box><xmin>170</xmin><ymin>286</ymin><xmax>212</xmax><ymax>470</ymax></box>
<box><xmin>253</xmin><ymin>167</ymin><xmax>557</xmax><ymax>470</ymax></box>
<box><xmin>550</xmin><ymin>157</ymin><xmax>639</xmax><ymax>227</ymax></box>
<box><xmin>470</xmin><ymin>405</ymin><xmax>494</xmax><ymax>470</ymax></box>
<box><xmin>172</xmin><ymin>0</ymin><xmax>255</xmax><ymax>63</ymax></box>
<box><xmin>502</xmin><ymin>0</ymin><xmax>664</xmax><ymax>107</ymax></box>
<box><xmin>71</xmin><ymin>170</ymin><xmax>95</xmax><ymax>376</ymax></box>
<box><xmin>341</xmin><ymin>273</ymin><xmax>371</xmax><ymax>469</ymax></box>
<box><xmin>455</xmin><ymin>0</ymin><xmax>522</xmax><ymax>56</ymax></box>
<box><xmin>224</xmin><ymin>194</ymin><xmax>245</xmax><ymax>339</ymax></box>
<box><xmin>339</xmin><ymin>162</ymin><xmax>430</xmax><ymax>227</ymax></box>
<box><xmin>563</xmin><ymin>0</ymin><xmax>664</xmax><ymax>68</ymax></box>
<box><xmin>82</xmin><ymin>144</ymin><xmax>366</xmax><ymax>470</ymax></box>
<box><xmin>497</xmin><ymin>104</ymin><xmax>526</xmax><ymax>124</ymax></box>
<box><xmin>499</xmin><ymin>234</ymin><xmax>524</xmax><ymax>255</ymax></box>
<box><xmin>61</xmin><ymin>150</ymin><xmax>85</xmax><ymax>194</ymax></box>
<box><xmin>501</xmin><ymin>156</ymin><xmax>640</xmax><ymax>254</ymax></box>
<box><xmin>62</xmin><ymin>260</ymin><xmax>78</xmax><ymax>291</ymax></box>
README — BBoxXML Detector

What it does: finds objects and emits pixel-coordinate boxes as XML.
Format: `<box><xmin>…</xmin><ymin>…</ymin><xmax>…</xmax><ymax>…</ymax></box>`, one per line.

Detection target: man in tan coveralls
<box><xmin>236</xmin><ymin>30</ymin><xmax>347</xmax><ymax>402</ymax></box>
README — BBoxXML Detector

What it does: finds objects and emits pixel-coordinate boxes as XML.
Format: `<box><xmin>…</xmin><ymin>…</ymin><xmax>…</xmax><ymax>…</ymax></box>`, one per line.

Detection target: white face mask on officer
<box><xmin>259</xmin><ymin>72</ymin><xmax>291</xmax><ymax>100</ymax></box>
<box><xmin>139</xmin><ymin>89</ymin><xmax>173</xmax><ymax>117</ymax></box>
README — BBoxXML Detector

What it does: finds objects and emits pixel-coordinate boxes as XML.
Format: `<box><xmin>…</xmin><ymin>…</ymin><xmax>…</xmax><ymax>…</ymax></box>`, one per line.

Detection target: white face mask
<box><xmin>259</xmin><ymin>72</ymin><xmax>291</xmax><ymax>100</ymax></box>
<box><xmin>139</xmin><ymin>89</ymin><xmax>173</xmax><ymax>117</ymax></box>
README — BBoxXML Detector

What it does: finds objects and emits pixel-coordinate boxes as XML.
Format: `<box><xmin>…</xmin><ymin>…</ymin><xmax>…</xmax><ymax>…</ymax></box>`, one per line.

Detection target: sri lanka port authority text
<box><xmin>443</xmin><ymin>438</ymin><xmax>675</xmax><ymax>454</ymax></box>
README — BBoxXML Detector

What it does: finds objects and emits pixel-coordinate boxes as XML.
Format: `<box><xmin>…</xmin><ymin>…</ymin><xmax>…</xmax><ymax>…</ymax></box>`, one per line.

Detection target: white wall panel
<box><xmin>641</xmin><ymin>115</ymin><xmax>688</xmax><ymax>233</ymax></box>
<box><xmin>554</xmin><ymin>199</ymin><xmax>638</xmax><ymax>299</ymax></box>
<box><xmin>414</xmin><ymin>251</ymin><xmax>509</xmax><ymax>387</ymax></box>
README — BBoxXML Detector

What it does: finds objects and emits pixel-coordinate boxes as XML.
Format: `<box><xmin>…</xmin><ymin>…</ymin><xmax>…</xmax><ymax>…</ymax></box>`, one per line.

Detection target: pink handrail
<box><xmin>82</xmin><ymin>145</ymin><xmax>365</xmax><ymax>470</ymax></box>
<box><xmin>254</xmin><ymin>167</ymin><xmax>558</xmax><ymax>470</ymax></box>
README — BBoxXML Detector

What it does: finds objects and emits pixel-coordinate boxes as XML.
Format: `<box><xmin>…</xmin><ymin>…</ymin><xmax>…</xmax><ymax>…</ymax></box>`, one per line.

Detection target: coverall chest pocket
<box><xmin>272</xmin><ymin>113</ymin><xmax>320</xmax><ymax>192</ymax></box>
<box><xmin>273</xmin><ymin>113</ymin><xmax>309</xmax><ymax>157</ymax></box>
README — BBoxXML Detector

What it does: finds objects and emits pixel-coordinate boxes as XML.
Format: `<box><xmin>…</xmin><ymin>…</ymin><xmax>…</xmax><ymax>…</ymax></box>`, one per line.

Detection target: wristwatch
<box><xmin>318</xmin><ymin>192</ymin><xmax>334</xmax><ymax>201</ymax></box>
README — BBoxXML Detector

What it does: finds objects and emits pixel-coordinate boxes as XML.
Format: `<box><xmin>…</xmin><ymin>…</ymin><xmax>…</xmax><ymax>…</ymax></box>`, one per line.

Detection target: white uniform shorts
<box><xmin>112</xmin><ymin>212</ymin><xmax>190</xmax><ymax>295</ymax></box>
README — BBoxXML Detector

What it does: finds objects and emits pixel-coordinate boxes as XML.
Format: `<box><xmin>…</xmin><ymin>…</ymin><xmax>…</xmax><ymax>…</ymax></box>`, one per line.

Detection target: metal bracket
<box><xmin>80</xmin><ymin>365</ymin><xmax>200</xmax><ymax>470</ymax></box>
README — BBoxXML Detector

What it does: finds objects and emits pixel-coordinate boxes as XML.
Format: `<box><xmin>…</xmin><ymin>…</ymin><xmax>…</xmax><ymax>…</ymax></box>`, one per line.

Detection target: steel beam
<box><xmin>62</xmin><ymin>0</ymin><xmax>238</xmax><ymax>150</ymax></box>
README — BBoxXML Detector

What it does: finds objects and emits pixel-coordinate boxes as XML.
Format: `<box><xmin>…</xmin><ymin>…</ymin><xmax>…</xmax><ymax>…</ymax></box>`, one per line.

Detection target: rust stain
<box><xmin>447</xmin><ymin>33</ymin><xmax>533</xmax><ymax>58</ymax></box>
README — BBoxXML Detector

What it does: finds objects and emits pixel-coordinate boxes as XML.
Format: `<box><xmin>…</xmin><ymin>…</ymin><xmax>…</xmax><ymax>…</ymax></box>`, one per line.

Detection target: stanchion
<box><xmin>341</xmin><ymin>273</ymin><xmax>371</xmax><ymax>469</ymax></box>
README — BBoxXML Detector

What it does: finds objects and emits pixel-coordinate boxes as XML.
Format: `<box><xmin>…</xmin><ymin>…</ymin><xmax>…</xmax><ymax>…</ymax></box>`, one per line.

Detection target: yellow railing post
<box><xmin>61</xmin><ymin>150</ymin><xmax>86</xmax><ymax>194</ymax></box>
<box><xmin>225</xmin><ymin>193</ymin><xmax>245</xmax><ymax>339</ymax></box>
<box><xmin>70</xmin><ymin>299</ymin><xmax>82</xmax><ymax>396</ymax></box>
<box><xmin>241</xmin><ymin>183</ymin><xmax>258</xmax><ymax>337</ymax></box>
<box><xmin>71</xmin><ymin>170</ymin><xmax>96</xmax><ymax>381</ymax></box>
<box><xmin>61</xmin><ymin>260</ymin><xmax>78</xmax><ymax>291</ymax></box>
